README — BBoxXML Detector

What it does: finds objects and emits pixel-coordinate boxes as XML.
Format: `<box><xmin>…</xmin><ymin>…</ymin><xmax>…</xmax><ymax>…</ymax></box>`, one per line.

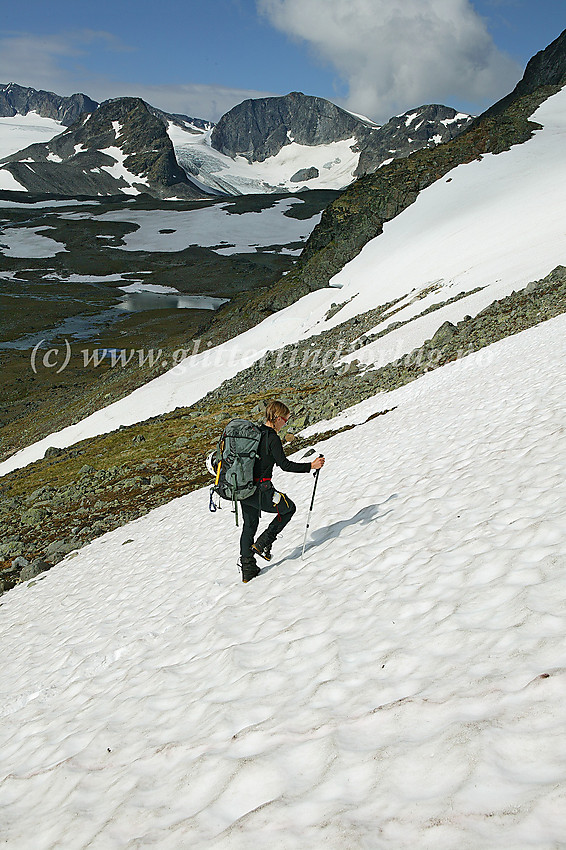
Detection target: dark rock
<box><xmin>20</xmin><ymin>560</ymin><xmax>51</xmax><ymax>582</ymax></box>
<box><xmin>11</xmin><ymin>556</ymin><xmax>29</xmax><ymax>569</ymax></box>
<box><xmin>0</xmin><ymin>82</ymin><xmax>97</xmax><ymax>126</ymax></box>
<box><xmin>150</xmin><ymin>475</ymin><xmax>167</xmax><ymax>486</ymax></box>
<box><xmin>290</xmin><ymin>166</ymin><xmax>319</xmax><ymax>182</ymax></box>
<box><xmin>431</xmin><ymin>321</ymin><xmax>459</xmax><ymax>345</ymax></box>
<box><xmin>44</xmin><ymin>446</ymin><xmax>64</xmax><ymax>458</ymax></box>
<box><xmin>20</xmin><ymin>508</ymin><xmax>47</xmax><ymax>526</ymax></box>
<box><xmin>45</xmin><ymin>539</ymin><xmax>79</xmax><ymax>557</ymax></box>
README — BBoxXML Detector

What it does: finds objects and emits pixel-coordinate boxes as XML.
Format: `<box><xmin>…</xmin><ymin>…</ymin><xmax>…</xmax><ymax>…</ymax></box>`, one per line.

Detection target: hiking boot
<box><xmin>239</xmin><ymin>556</ymin><xmax>260</xmax><ymax>583</ymax></box>
<box><xmin>252</xmin><ymin>533</ymin><xmax>274</xmax><ymax>562</ymax></box>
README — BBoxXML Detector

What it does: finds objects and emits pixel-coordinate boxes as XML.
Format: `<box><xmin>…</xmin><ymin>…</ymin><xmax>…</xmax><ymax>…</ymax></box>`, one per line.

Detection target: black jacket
<box><xmin>253</xmin><ymin>424</ymin><xmax>311</xmax><ymax>480</ymax></box>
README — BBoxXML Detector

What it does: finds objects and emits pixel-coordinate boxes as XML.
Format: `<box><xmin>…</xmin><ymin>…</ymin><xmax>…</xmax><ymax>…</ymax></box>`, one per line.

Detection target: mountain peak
<box><xmin>0</xmin><ymin>96</ymin><xmax>207</xmax><ymax>199</ymax></box>
<box><xmin>210</xmin><ymin>91</ymin><xmax>369</xmax><ymax>162</ymax></box>
<box><xmin>0</xmin><ymin>82</ymin><xmax>98</xmax><ymax>126</ymax></box>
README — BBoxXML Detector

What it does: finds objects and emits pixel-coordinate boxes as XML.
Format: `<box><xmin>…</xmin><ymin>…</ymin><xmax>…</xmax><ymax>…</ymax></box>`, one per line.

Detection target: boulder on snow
<box><xmin>290</xmin><ymin>166</ymin><xmax>319</xmax><ymax>182</ymax></box>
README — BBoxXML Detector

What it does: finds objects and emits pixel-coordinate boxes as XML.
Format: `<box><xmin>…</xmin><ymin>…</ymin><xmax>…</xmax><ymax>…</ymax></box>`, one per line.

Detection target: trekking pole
<box><xmin>302</xmin><ymin>455</ymin><xmax>323</xmax><ymax>559</ymax></box>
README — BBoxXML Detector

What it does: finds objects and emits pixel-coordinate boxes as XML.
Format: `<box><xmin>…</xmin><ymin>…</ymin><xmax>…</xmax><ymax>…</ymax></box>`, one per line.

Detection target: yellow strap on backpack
<box><xmin>214</xmin><ymin>438</ymin><xmax>224</xmax><ymax>486</ymax></box>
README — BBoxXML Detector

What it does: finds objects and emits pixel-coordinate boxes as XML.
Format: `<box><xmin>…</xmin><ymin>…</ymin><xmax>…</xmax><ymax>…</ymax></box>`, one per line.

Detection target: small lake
<box><xmin>0</xmin><ymin>285</ymin><xmax>229</xmax><ymax>350</ymax></box>
<box><xmin>116</xmin><ymin>291</ymin><xmax>228</xmax><ymax>312</ymax></box>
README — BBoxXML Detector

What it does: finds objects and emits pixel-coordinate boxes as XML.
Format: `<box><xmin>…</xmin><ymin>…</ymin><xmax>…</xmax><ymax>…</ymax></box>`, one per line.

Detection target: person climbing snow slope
<box><xmin>239</xmin><ymin>400</ymin><xmax>325</xmax><ymax>583</ymax></box>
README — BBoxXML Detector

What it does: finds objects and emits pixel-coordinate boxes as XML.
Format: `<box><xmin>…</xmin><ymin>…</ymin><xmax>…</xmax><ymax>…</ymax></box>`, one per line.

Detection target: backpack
<box><xmin>210</xmin><ymin>419</ymin><xmax>263</xmax><ymax>523</ymax></box>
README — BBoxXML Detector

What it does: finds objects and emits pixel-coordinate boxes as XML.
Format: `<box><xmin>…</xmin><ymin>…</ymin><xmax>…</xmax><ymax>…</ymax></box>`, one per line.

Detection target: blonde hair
<box><xmin>265</xmin><ymin>400</ymin><xmax>290</xmax><ymax>424</ymax></box>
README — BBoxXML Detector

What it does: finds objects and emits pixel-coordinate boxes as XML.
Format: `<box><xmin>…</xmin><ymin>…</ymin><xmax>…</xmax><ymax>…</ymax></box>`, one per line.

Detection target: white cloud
<box><xmin>82</xmin><ymin>81</ymin><xmax>276</xmax><ymax>123</ymax></box>
<box><xmin>0</xmin><ymin>31</ymin><xmax>275</xmax><ymax>122</ymax></box>
<box><xmin>257</xmin><ymin>0</ymin><xmax>523</xmax><ymax>120</ymax></box>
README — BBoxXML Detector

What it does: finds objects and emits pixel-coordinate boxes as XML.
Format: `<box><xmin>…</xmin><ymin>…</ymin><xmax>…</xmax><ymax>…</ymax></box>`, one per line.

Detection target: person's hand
<box><xmin>311</xmin><ymin>455</ymin><xmax>325</xmax><ymax>470</ymax></box>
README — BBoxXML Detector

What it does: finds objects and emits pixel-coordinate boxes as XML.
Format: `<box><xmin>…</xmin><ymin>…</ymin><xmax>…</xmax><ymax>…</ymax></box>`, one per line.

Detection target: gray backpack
<box><xmin>211</xmin><ymin>420</ymin><xmax>263</xmax><ymax>521</ymax></box>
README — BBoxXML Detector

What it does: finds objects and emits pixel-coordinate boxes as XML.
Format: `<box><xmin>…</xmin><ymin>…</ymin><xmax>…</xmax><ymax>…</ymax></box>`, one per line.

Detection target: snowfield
<box><xmin>88</xmin><ymin>197</ymin><xmax>322</xmax><ymax>255</ymax></box>
<box><xmin>0</xmin><ymin>225</ymin><xmax>68</xmax><ymax>257</ymax></box>
<box><xmin>1</xmin><ymin>315</ymin><xmax>565</xmax><ymax>849</ymax></box>
<box><xmin>0</xmin><ymin>112</ymin><xmax>65</xmax><ymax>161</ymax></box>
<box><xmin>168</xmin><ymin>121</ymin><xmax>361</xmax><ymax>195</ymax></box>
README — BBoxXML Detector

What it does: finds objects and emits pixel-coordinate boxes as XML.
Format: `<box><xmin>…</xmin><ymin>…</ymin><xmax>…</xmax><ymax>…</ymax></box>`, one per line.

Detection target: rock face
<box><xmin>481</xmin><ymin>27</ymin><xmax>566</xmax><ymax>120</ymax></box>
<box><xmin>0</xmin><ymin>82</ymin><xmax>98</xmax><ymax>126</ymax></box>
<box><xmin>210</xmin><ymin>91</ymin><xmax>372</xmax><ymax>162</ymax></box>
<box><xmin>0</xmin><ymin>97</ymin><xmax>208</xmax><ymax>199</ymax></box>
<box><xmin>209</xmin><ymin>91</ymin><xmax>471</xmax><ymax>181</ymax></box>
<box><xmin>355</xmin><ymin>104</ymin><xmax>472</xmax><ymax>176</ymax></box>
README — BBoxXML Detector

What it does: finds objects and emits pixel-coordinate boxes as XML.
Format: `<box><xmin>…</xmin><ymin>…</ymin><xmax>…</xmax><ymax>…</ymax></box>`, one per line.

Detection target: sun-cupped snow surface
<box><xmin>1</xmin><ymin>316</ymin><xmax>566</xmax><ymax>849</ymax></box>
<box><xmin>168</xmin><ymin>122</ymin><xmax>360</xmax><ymax>194</ymax></box>
<box><xmin>0</xmin><ymin>112</ymin><xmax>64</xmax><ymax>161</ymax></box>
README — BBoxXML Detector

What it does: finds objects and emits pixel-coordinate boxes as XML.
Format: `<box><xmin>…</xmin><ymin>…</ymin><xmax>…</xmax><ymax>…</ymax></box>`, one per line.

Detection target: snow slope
<box><xmin>1</xmin><ymin>316</ymin><xmax>565</xmax><ymax>849</ymax></box>
<box><xmin>2</xmin><ymin>87</ymin><xmax>566</xmax><ymax>475</ymax></box>
<box><xmin>0</xmin><ymin>112</ymin><xmax>64</xmax><ymax>161</ymax></box>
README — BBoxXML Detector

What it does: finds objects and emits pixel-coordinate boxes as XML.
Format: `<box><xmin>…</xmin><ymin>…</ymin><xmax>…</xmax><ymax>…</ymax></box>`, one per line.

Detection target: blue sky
<box><xmin>0</xmin><ymin>0</ymin><xmax>563</xmax><ymax>122</ymax></box>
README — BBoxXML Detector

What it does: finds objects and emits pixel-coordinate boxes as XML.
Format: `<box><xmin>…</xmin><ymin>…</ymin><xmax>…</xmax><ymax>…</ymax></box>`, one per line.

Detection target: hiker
<box><xmin>239</xmin><ymin>400</ymin><xmax>325</xmax><ymax>582</ymax></box>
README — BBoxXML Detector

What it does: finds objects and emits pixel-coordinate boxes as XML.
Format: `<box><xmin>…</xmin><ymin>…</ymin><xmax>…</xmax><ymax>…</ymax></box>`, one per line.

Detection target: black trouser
<box><xmin>240</xmin><ymin>486</ymin><xmax>296</xmax><ymax>559</ymax></box>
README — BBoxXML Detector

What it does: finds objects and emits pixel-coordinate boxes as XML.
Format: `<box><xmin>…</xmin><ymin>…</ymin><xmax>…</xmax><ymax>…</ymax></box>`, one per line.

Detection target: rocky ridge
<box><xmin>354</xmin><ymin>104</ymin><xmax>472</xmax><ymax>176</ymax></box>
<box><xmin>0</xmin><ymin>82</ymin><xmax>98</xmax><ymax>126</ymax></box>
<box><xmin>0</xmin><ymin>97</ymin><xmax>208</xmax><ymax>199</ymax></box>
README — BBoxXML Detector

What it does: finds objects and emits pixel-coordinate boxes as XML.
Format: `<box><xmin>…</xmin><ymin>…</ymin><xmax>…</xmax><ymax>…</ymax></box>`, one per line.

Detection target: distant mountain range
<box><xmin>0</xmin><ymin>81</ymin><xmax>472</xmax><ymax>199</ymax></box>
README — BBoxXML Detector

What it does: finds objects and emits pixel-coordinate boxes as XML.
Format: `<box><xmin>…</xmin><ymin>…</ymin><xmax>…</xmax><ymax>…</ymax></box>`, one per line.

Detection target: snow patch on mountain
<box><xmin>96</xmin><ymin>144</ymin><xmax>151</xmax><ymax>195</ymax></box>
<box><xmin>0</xmin><ymin>112</ymin><xmax>65</xmax><ymax>161</ymax></box>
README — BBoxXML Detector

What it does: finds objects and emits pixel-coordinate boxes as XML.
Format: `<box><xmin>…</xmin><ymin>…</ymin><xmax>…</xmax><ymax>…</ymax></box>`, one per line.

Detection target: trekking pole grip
<box><xmin>308</xmin><ymin>455</ymin><xmax>323</xmax><ymax>510</ymax></box>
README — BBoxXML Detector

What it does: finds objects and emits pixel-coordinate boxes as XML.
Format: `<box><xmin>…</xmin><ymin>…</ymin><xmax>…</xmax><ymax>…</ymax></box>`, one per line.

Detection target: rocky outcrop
<box><xmin>355</xmin><ymin>105</ymin><xmax>472</xmax><ymax>176</ymax></box>
<box><xmin>0</xmin><ymin>82</ymin><xmax>98</xmax><ymax>126</ymax></box>
<box><xmin>210</xmin><ymin>91</ymin><xmax>372</xmax><ymax>162</ymax></box>
<box><xmin>479</xmin><ymin>27</ymin><xmax>566</xmax><ymax>121</ymax></box>
<box><xmin>290</xmin><ymin>166</ymin><xmax>319</xmax><ymax>182</ymax></box>
<box><xmin>0</xmin><ymin>97</ymin><xmax>208</xmax><ymax>199</ymax></box>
